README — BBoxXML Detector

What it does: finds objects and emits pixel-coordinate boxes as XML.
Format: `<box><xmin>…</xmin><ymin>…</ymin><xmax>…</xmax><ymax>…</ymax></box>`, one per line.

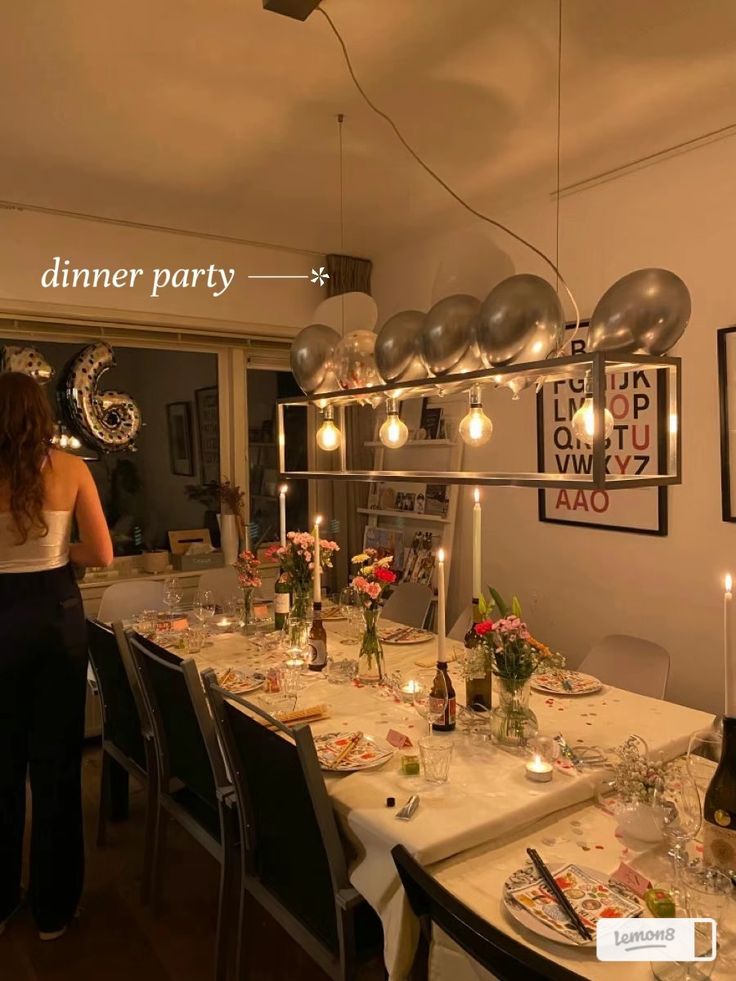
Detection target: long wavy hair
<box><xmin>0</xmin><ymin>372</ymin><xmax>56</xmax><ymax>543</ymax></box>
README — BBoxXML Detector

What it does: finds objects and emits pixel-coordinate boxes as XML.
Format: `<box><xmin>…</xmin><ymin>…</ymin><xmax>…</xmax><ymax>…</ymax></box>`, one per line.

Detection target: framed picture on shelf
<box><xmin>718</xmin><ymin>326</ymin><xmax>736</xmax><ymax>521</ymax></box>
<box><xmin>536</xmin><ymin>322</ymin><xmax>668</xmax><ymax>536</ymax></box>
<box><xmin>195</xmin><ymin>386</ymin><xmax>220</xmax><ymax>484</ymax></box>
<box><xmin>166</xmin><ymin>402</ymin><xmax>195</xmax><ymax>476</ymax></box>
<box><xmin>419</xmin><ymin>398</ymin><xmax>444</xmax><ymax>440</ymax></box>
<box><xmin>363</xmin><ymin>526</ymin><xmax>406</xmax><ymax>571</ymax></box>
<box><xmin>425</xmin><ymin>483</ymin><xmax>449</xmax><ymax>517</ymax></box>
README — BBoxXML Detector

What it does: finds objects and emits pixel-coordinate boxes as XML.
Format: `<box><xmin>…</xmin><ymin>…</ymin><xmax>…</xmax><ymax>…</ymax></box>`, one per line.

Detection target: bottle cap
<box><xmin>386</xmin><ymin>796</ymin><xmax>396</xmax><ymax>808</ymax></box>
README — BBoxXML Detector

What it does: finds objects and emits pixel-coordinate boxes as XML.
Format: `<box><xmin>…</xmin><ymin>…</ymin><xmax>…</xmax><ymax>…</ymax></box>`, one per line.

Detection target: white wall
<box><xmin>372</xmin><ymin>134</ymin><xmax>736</xmax><ymax>714</ymax></box>
<box><xmin>0</xmin><ymin>208</ymin><xmax>318</xmax><ymax>336</ymax></box>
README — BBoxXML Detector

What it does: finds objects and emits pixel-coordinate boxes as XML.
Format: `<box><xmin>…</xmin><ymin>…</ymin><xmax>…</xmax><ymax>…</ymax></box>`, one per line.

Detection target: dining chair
<box><xmin>392</xmin><ymin>845</ymin><xmax>587</xmax><ymax>981</ymax></box>
<box><xmin>202</xmin><ymin>672</ymin><xmax>384</xmax><ymax>981</ymax></box>
<box><xmin>578</xmin><ymin>633</ymin><xmax>670</xmax><ymax>699</ymax></box>
<box><xmin>87</xmin><ymin>619</ymin><xmax>157</xmax><ymax>901</ymax></box>
<box><xmin>382</xmin><ymin>581</ymin><xmax>434</xmax><ymax>629</ymax></box>
<box><xmin>197</xmin><ymin>566</ymin><xmax>242</xmax><ymax>608</ymax></box>
<box><xmin>97</xmin><ymin>579</ymin><xmax>165</xmax><ymax>622</ymax></box>
<box><xmin>127</xmin><ymin>634</ymin><xmax>239</xmax><ymax>981</ymax></box>
<box><xmin>448</xmin><ymin>603</ymin><xmax>472</xmax><ymax>641</ymax></box>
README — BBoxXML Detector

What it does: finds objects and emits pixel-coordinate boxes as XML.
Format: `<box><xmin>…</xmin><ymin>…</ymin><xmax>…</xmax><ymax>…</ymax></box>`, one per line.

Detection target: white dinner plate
<box><xmin>380</xmin><ymin>626</ymin><xmax>434</xmax><ymax>645</ymax></box>
<box><xmin>216</xmin><ymin>669</ymin><xmax>265</xmax><ymax>695</ymax></box>
<box><xmin>502</xmin><ymin>861</ymin><xmax>640</xmax><ymax>947</ymax></box>
<box><xmin>531</xmin><ymin>671</ymin><xmax>602</xmax><ymax>696</ymax></box>
<box><xmin>314</xmin><ymin>731</ymin><xmax>394</xmax><ymax>772</ymax></box>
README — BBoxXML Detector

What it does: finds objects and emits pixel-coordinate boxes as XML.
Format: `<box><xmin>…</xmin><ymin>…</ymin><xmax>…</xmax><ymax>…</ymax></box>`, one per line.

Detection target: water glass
<box><xmin>193</xmin><ymin>590</ymin><xmax>216</xmax><ymax>631</ymax></box>
<box><xmin>162</xmin><ymin>576</ymin><xmax>183</xmax><ymax>614</ymax></box>
<box><xmin>184</xmin><ymin>626</ymin><xmax>206</xmax><ymax>654</ymax></box>
<box><xmin>282</xmin><ymin>658</ymin><xmax>305</xmax><ymax>698</ymax></box>
<box><xmin>134</xmin><ymin>609</ymin><xmax>158</xmax><ymax>636</ymax></box>
<box><xmin>325</xmin><ymin>655</ymin><xmax>358</xmax><ymax>685</ymax></box>
<box><xmin>419</xmin><ymin>736</ymin><xmax>454</xmax><ymax>783</ymax></box>
<box><xmin>652</xmin><ymin>762</ymin><xmax>702</xmax><ymax>899</ymax></box>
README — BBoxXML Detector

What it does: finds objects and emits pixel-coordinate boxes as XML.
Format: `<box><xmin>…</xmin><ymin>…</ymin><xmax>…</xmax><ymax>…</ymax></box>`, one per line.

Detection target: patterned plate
<box><xmin>380</xmin><ymin>625</ymin><xmax>434</xmax><ymax>645</ymax></box>
<box><xmin>216</xmin><ymin>669</ymin><xmax>265</xmax><ymax>694</ymax></box>
<box><xmin>314</xmin><ymin>731</ymin><xmax>394</xmax><ymax>772</ymax></box>
<box><xmin>531</xmin><ymin>671</ymin><xmax>602</xmax><ymax>696</ymax></box>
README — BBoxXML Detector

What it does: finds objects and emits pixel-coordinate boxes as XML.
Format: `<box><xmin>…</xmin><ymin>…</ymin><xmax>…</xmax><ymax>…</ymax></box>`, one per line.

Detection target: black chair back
<box><xmin>88</xmin><ymin>618</ymin><xmax>146</xmax><ymax>770</ymax></box>
<box><xmin>203</xmin><ymin>672</ymin><xmax>350</xmax><ymax>955</ymax></box>
<box><xmin>128</xmin><ymin>634</ymin><xmax>225</xmax><ymax>808</ymax></box>
<box><xmin>392</xmin><ymin>845</ymin><xmax>588</xmax><ymax>981</ymax></box>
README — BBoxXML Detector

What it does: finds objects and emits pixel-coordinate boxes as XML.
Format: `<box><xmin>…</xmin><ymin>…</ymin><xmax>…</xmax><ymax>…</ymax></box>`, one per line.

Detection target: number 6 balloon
<box><xmin>59</xmin><ymin>342</ymin><xmax>142</xmax><ymax>452</ymax></box>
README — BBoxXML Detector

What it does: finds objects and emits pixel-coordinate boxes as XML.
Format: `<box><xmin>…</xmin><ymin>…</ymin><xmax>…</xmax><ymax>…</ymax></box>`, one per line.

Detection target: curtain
<box><xmin>325</xmin><ymin>254</ymin><xmax>372</xmax><ymax>297</ymax></box>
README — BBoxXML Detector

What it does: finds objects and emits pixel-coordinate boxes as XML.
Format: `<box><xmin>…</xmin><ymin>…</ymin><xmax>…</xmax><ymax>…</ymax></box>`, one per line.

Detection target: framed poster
<box><xmin>537</xmin><ymin>322</ymin><xmax>668</xmax><ymax>535</ymax></box>
<box><xmin>718</xmin><ymin>326</ymin><xmax>736</xmax><ymax>521</ymax></box>
<box><xmin>166</xmin><ymin>402</ymin><xmax>194</xmax><ymax>476</ymax></box>
<box><xmin>195</xmin><ymin>386</ymin><xmax>220</xmax><ymax>484</ymax></box>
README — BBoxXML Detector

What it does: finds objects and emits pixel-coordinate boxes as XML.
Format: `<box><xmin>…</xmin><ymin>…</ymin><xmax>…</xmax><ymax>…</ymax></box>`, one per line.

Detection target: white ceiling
<box><xmin>0</xmin><ymin>0</ymin><xmax>734</xmax><ymax>257</ymax></box>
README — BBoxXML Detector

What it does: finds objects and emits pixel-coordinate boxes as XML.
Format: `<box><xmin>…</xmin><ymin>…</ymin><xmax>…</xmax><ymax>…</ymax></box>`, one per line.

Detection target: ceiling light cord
<box><xmin>318</xmin><ymin>5</ymin><xmax>580</xmax><ymax>340</ymax></box>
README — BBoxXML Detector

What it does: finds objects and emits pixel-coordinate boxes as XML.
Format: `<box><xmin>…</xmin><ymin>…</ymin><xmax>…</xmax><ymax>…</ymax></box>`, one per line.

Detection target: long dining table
<box><xmin>187</xmin><ymin>614</ymin><xmax>719</xmax><ymax>980</ymax></box>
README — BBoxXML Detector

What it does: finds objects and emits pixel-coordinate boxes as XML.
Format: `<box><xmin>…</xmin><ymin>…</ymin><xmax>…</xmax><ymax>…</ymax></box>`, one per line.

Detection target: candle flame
<box><xmin>727</xmin><ymin>573</ymin><xmax>733</xmax><ymax>593</ymax></box>
<box><xmin>315</xmin><ymin>515</ymin><xmax>322</xmax><ymax>527</ymax></box>
<box><xmin>473</xmin><ymin>487</ymin><xmax>480</xmax><ymax>504</ymax></box>
<box><xmin>533</xmin><ymin>753</ymin><xmax>542</xmax><ymax>767</ymax></box>
<box><xmin>279</xmin><ymin>484</ymin><xmax>288</xmax><ymax>494</ymax></box>
<box><xmin>438</xmin><ymin>547</ymin><xmax>445</xmax><ymax>562</ymax></box>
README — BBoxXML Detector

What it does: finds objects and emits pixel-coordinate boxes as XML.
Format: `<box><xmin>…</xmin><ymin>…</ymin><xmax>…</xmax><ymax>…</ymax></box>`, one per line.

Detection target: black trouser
<box><xmin>0</xmin><ymin>564</ymin><xmax>87</xmax><ymax>932</ymax></box>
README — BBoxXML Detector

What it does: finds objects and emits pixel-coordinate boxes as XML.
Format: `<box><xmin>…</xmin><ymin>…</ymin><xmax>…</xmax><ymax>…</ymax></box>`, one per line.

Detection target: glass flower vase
<box><xmin>491</xmin><ymin>678</ymin><xmax>538</xmax><ymax>748</ymax></box>
<box><xmin>240</xmin><ymin>587</ymin><xmax>255</xmax><ymax>634</ymax></box>
<box><xmin>291</xmin><ymin>581</ymin><xmax>312</xmax><ymax>622</ymax></box>
<box><xmin>358</xmin><ymin>607</ymin><xmax>384</xmax><ymax>684</ymax></box>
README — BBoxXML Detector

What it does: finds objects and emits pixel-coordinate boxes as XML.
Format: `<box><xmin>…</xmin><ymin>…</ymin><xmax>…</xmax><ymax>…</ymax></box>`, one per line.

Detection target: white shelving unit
<box><xmin>362</xmin><ymin>396</ymin><xmax>465</xmax><ymax>627</ymax></box>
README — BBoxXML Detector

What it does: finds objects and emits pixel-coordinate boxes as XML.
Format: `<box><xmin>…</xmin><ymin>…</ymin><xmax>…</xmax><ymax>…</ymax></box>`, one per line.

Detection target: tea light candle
<box><xmin>525</xmin><ymin>754</ymin><xmax>553</xmax><ymax>783</ymax></box>
<box><xmin>284</xmin><ymin>658</ymin><xmax>305</xmax><ymax>671</ymax></box>
<box><xmin>400</xmin><ymin>679</ymin><xmax>424</xmax><ymax>702</ymax></box>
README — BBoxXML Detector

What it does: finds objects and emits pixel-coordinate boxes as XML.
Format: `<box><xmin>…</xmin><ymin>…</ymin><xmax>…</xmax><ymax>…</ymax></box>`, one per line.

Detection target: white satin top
<box><xmin>0</xmin><ymin>510</ymin><xmax>72</xmax><ymax>573</ymax></box>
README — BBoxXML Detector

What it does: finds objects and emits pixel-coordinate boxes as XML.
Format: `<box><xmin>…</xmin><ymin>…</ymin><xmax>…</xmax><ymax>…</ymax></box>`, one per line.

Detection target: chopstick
<box><xmin>526</xmin><ymin>848</ymin><xmax>593</xmax><ymax>941</ymax></box>
<box><xmin>331</xmin><ymin>731</ymin><xmax>363</xmax><ymax>769</ymax></box>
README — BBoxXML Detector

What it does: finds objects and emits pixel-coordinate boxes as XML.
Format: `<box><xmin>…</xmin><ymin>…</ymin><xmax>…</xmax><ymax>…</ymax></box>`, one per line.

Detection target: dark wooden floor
<box><xmin>1</xmin><ymin>746</ymin><xmax>343</xmax><ymax>981</ymax></box>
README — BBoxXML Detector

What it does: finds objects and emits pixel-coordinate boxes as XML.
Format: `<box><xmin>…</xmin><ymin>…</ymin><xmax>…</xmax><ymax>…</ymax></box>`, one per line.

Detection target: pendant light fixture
<box><xmin>378</xmin><ymin>397</ymin><xmax>409</xmax><ymax>448</ymax></box>
<box><xmin>316</xmin><ymin>405</ymin><xmax>342</xmax><ymax>452</ymax></box>
<box><xmin>458</xmin><ymin>385</ymin><xmax>493</xmax><ymax>447</ymax></box>
<box><xmin>570</xmin><ymin>371</ymin><xmax>614</xmax><ymax>445</ymax></box>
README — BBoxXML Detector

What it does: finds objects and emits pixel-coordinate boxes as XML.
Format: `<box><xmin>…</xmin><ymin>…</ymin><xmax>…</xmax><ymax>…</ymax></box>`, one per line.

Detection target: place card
<box><xmin>387</xmin><ymin>729</ymin><xmax>412</xmax><ymax>749</ymax></box>
<box><xmin>611</xmin><ymin>862</ymin><xmax>651</xmax><ymax>898</ymax></box>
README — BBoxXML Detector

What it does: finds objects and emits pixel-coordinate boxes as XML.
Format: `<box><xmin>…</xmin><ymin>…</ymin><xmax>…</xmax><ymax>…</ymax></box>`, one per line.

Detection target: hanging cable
<box><xmin>317</xmin><ymin>5</ymin><xmax>580</xmax><ymax>341</ymax></box>
<box><xmin>337</xmin><ymin>112</ymin><xmax>346</xmax><ymax>335</ymax></box>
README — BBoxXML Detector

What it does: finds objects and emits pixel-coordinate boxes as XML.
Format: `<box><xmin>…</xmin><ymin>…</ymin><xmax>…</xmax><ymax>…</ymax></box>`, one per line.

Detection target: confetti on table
<box><xmin>595</xmin><ymin>845</ymin><xmax>604</xmax><ymax>850</ymax></box>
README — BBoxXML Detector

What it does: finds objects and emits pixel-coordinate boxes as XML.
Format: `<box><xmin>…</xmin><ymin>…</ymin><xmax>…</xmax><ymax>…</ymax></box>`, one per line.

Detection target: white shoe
<box><xmin>39</xmin><ymin>926</ymin><xmax>67</xmax><ymax>942</ymax></box>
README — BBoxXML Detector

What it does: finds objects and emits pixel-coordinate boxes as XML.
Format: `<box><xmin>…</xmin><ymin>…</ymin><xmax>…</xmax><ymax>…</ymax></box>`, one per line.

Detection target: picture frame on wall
<box><xmin>718</xmin><ymin>326</ymin><xmax>736</xmax><ymax>521</ymax></box>
<box><xmin>166</xmin><ymin>402</ymin><xmax>195</xmax><ymax>476</ymax></box>
<box><xmin>195</xmin><ymin>385</ymin><xmax>220</xmax><ymax>484</ymax></box>
<box><xmin>536</xmin><ymin>322</ymin><xmax>668</xmax><ymax>536</ymax></box>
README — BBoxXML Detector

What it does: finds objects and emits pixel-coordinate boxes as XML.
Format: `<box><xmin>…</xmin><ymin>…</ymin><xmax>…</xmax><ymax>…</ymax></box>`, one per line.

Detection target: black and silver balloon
<box><xmin>587</xmin><ymin>268</ymin><xmax>691</xmax><ymax>355</ymax></box>
<box><xmin>290</xmin><ymin>323</ymin><xmax>341</xmax><ymax>395</ymax></box>
<box><xmin>476</xmin><ymin>274</ymin><xmax>564</xmax><ymax>367</ymax></box>
<box><xmin>0</xmin><ymin>344</ymin><xmax>54</xmax><ymax>383</ymax></box>
<box><xmin>419</xmin><ymin>294</ymin><xmax>481</xmax><ymax>376</ymax></box>
<box><xmin>59</xmin><ymin>342</ymin><xmax>142</xmax><ymax>453</ymax></box>
<box><xmin>374</xmin><ymin>309</ymin><xmax>428</xmax><ymax>383</ymax></box>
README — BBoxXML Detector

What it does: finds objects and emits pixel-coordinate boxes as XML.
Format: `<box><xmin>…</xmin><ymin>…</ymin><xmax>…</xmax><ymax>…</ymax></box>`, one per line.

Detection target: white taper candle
<box><xmin>472</xmin><ymin>488</ymin><xmax>481</xmax><ymax>599</ymax></box>
<box><xmin>279</xmin><ymin>484</ymin><xmax>287</xmax><ymax>549</ymax></box>
<box><xmin>437</xmin><ymin>547</ymin><xmax>446</xmax><ymax>663</ymax></box>
<box><xmin>313</xmin><ymin>516</ymin><xmax>322</xmax><ymax>602</ymax></box>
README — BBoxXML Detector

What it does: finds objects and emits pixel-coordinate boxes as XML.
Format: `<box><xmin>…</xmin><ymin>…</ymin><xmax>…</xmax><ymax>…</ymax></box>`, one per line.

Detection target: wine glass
<box><xmin>339</xmin><ymin>585</ymin><xmax>362</xmax><ymax>643</ymax></box>
<box><xmin>687</xmin><ymin>726</ymin><xmax>722</xmax><ymax>796</ymax></box>
<box><xmin>193</xmin><ymin>589</ymin><xmax>216</xmax><ymax>633</ymax></box>
<box><xmin>652</xmin><ymin>761</ymin><xmax>702</xmax><ymax>900</ymax></box>
<box><xmin>162</xmin><ymin>576</ymin><xmax>183</xmax><ymax>616</ymax></box>
<box><xmin>414</xmin><ymin>671</ymin><xmax>448</xmax><ymax>737</ymax></box>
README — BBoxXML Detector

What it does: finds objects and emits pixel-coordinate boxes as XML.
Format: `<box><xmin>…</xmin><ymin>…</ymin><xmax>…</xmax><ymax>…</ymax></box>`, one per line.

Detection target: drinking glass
<box><xmin>162</xmin><ymin>576</ymin><xmax>183</xmax><ymax>615</ymax></box>
<box><xmin>339</xmin><ymin>586</ymin><xmax>362</xmax><ymax>643</ymax></box>
<box><xmin>134</xmin><ymin>609</ymin><xmax>158</xmax><ymax>636</ymax></box>
<box><xmin>414</xmin><ymin>671</ymin><xmax>448</xmax><ymax>737</ymax></box>
<box><xmin>652</xmin><ymin>865</ymin><xmax>733</xmax><ymax>981</ymax></box>
<box><xmin>652</xmin><ymin>762</ymin><xmax>703</xmax><ymax>899</ymax></box>
<box><xmin>193</xmin><ymin>590</ymin><xmax>216</xmax><ymax>632</ymax></box>
<box><xmin>184</xmin><ymin>626</ymin><xmax>206</xmax><ymax>654</ymax></box>
<box><xmin>687</xmin><ymin>727</ymin><xmax>722</xmax><ymax>796</ymax></box>
<box><xmin>419</xmin><ymin>737</ymin><xmax>454</xmax><ymax>783</ymax></box>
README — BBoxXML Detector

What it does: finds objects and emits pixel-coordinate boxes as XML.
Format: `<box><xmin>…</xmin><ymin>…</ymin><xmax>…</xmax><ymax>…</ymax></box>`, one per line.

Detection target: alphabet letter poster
<box><xmin>536</xmin><ymin>324</ymin><xmax>667</xmax><ymax>535</ymax></box>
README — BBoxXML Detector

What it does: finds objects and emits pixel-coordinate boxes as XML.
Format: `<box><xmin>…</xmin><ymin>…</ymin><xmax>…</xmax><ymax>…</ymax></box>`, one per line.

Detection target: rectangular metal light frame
<box><xmin>276</xmin><ymin>351</ymin><xmax>681</xmax><ymax>490</ymax></box>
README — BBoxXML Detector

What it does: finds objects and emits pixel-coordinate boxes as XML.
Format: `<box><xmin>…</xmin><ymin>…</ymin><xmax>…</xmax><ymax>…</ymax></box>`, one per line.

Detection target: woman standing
<box><xmin>0</xmin><ymin>372</ymin><xmax>112</xmax><ymax>940</ymax></box>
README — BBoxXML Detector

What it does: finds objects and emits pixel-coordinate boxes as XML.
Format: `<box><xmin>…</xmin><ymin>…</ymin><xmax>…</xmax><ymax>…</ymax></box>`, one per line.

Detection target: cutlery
<box><xmin>396</xmin><ymin>795</ymin><xmax>420</xmax><ymax>820</ymax></box>
<box><xmin>330</xmin><ymin>731</ymin><xmax>363</xmax><ymax>769</ymax></box>
<box><xmin>526</xmin><ymin>848</ymin><xmax>592</xmax><ymax>941</ymax></box>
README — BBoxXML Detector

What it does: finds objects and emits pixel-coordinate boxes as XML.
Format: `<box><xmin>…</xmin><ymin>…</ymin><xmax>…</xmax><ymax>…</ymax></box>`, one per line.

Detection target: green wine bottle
<box><xmin>273</xmin><ymin>570</ymin><xmax>291</xmax><ymax>632</ymax></box>
<box><xmin>703</xmin><ymin>717</ymin><xmax>736</xmax><ymax>874</ymax></box>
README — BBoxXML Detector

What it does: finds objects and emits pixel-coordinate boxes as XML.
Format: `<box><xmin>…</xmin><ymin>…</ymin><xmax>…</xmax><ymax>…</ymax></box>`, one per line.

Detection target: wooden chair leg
<box><xmin>96</xmin><ymin>750</ymin><xmax>110</xmax><ymax>847</ymax></box>
<box><xmin>140</xmin><ymin>772</ymin><xmax>158</xmax><ymax>905</ymax></box>
<box><xmin>150</xmin><ymin>803</ymin><xmax>169</xmax><ymax>916</ymax></box>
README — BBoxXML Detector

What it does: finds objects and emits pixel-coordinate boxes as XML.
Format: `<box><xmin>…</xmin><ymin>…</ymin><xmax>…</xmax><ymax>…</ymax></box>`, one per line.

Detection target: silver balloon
<box><xmin>476</xmin><ymin>274</ymin><xmax>563</xmax><ymax>367</ymax></box>
<box><xmin>588</xmin><ymin>268</ymin><xmax>691</xmax><ymax>355</ymax></box>
<box><xmin>0</xmin><ymin>344</ymin><xmax>54</xmax><ymax>383</ymax></box>
<box><xmin>419</xmin><ymin>294</ymin><xmax>481</xmax><ymax>376</ymax></box>
<box><xmin>334</xmin><ymin>330</ymin><xmax>383</xmax><ymax>391</ymax></box>
<box><xmin>60</xmin><ymin>342</ymin><xmax>142</xmax><ymax>453</ymax></box>
<box><xmin>374</xmin><ymin>310</ymin><xmax>428</xmax><ymax>383</ymax></box>
<box><xmin>290</xmin><ymin>323</ymin><xmax>341</xmax><ymax>395</ymax></box>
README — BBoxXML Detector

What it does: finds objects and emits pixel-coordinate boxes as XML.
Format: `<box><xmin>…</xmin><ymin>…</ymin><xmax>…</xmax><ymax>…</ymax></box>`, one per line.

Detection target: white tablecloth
<box><xmin>191</xmin><ymin>619</ymin><xmax>714</xmax><ymax>979</ymax></box>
